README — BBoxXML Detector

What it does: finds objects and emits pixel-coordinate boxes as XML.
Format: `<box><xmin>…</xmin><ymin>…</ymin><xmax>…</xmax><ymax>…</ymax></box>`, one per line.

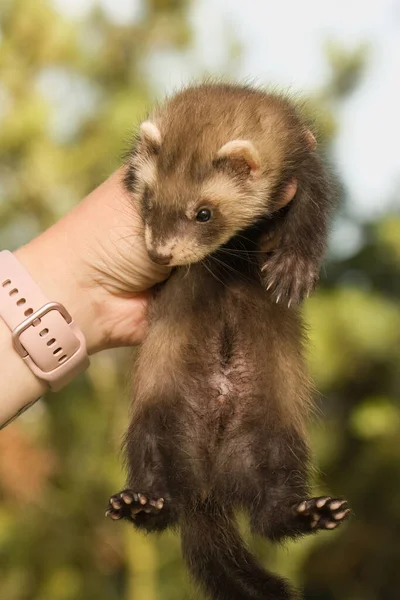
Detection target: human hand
<box><xmin>15</xmin><ymin>169</ymin><xmax>171</xmax><ymax>353</ymax></box>
<box><xmin>12</xmin><ymin>172</ymin><xmax>298</xmax><ymax>353</ymax></box>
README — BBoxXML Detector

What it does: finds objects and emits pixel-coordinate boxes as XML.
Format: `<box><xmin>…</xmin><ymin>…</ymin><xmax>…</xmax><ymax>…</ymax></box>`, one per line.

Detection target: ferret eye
<box><xmin>196</xmin><ymin>208</ymin><xmax>212</xmax><ymax>222</ymax></box>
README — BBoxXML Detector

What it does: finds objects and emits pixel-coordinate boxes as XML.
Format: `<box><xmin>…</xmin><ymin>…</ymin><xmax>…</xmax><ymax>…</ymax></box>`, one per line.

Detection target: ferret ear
<box><xmin>215</xmin><ymin>140</ymin><xmax>261</xmax><ymax>178</ymax></box>
<box><xmin>139</xmin><ymin>121</ymin><xmax>162</xmax><ymax>154</ymax></box>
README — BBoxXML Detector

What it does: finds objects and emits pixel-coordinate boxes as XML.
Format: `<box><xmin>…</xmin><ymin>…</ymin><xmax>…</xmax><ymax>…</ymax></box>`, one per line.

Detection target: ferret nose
<box><xmin>147</xmin><ymin>249</ymin><xmax>172</xmax><ymax>266</ymax></box>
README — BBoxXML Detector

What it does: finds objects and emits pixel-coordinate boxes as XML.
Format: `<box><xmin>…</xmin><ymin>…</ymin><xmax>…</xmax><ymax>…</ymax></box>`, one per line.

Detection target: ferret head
<box><xmin>129</xmin><ymin>121</ymin><xmax>292</xmax><ymax>267</ymax></box>
<box><xmin>126</xmin><ymin>84</ymin><xmax>318</xmax><ymax>267</ymax></box>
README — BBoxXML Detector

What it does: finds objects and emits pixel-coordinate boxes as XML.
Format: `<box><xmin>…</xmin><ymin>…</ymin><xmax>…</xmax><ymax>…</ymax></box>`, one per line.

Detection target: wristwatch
<box><xmin>0</xmin><ymin>250</ymin><xmax>90</xmax><ymax>393</ymax></box>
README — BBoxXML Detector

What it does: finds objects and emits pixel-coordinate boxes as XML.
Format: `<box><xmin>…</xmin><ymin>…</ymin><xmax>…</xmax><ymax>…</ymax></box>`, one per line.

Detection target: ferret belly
<box><xmin>210</xmin><ymin>367</ymin><xmax>233</xmax><ymax>404</ymax></box>
<box><xmin>185</xmin><ymin>320</ymin><xmax>259</xmax><ymax>445</ymax></box>
<box><xmin>207</xmin><ymin>346</ymin><xmax>253</xmax><ymax>405</ymax></box>
<box><xmin>146</xmin><ymin>271</ymin><xmax>290</xmax><ymax>494</ymax></box>
<box><xmin>178</xmin><ymin>327</ymin><xmax>256</xmax><ymax>498</ymax></box>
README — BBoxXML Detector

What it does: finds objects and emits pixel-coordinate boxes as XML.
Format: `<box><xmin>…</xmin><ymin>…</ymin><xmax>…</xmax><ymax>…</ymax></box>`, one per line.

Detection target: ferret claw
<box><xmin>105</xmin><ymin>508</ymin><xmax>121</xmax><ymax>520</ymax></box>
<box><xmin>261</xmin><ymin>249</ymin><xmax>318</xmax><ymax>304</ymax></box>
<box><xmin>110</xmin><ymin>498</ymin><xmax>122</xmax><ymax>510</ymax></box>
<box><xmin>334</xmin><ymin>509</ymin><xmax>351</xmax><ymax>521</ymax></box>
<box><xmin>297</xmin><ymin>500</ymin><xmax>307</xmax><ymax>513</ymax></box>
<box><xmin>316</xmin><ymin>497</ymin><xmax>330</xmax><ymax>508</ymax></box>
<box><xmin>121</xmin><ymin>491</ymin><xmax>135</xmax><ymax>504</ymax></box>
<box><xmin>329</xmin><ymin>499</ymin><xmax>346</xmax><ymax>510</ymax></box>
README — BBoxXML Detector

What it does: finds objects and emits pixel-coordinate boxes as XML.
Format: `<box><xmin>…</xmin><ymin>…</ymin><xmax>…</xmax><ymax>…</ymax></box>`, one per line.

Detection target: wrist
<box><xmin>14</xmin><ymin>237</ymin><xmax>104</xmax><ymax>356</ymax></box>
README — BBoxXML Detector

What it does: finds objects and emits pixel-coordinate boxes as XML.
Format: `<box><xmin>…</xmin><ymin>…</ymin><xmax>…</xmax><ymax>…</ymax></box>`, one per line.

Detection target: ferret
<box><xmin>106</xmin><ymin>83</ymin><xmax>350</xmax><ymax>600</ymax></box>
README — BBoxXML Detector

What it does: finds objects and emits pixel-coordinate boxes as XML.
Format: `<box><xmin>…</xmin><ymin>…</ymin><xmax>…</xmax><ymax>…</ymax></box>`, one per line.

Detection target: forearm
<box><xmin>0</xmin><ymin>317</ymin><xmax>46</xmax><ymax>424</ymax></box>
<box><xmin>0</xmin><ymin>230</ymin><xmax>96</xmax><ymax>426</ymax></box>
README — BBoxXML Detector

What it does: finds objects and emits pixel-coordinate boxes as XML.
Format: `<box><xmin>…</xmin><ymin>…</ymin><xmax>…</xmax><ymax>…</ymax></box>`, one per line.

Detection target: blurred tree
<box><xmin>0</xmin><ymin>1</ymin><xmax>193</xmax><ymax>600</ymax></box>
<box><xmin>0</xmin><ymin>3</ymin><xmax>399</xmax><ymax>600</ymax></box>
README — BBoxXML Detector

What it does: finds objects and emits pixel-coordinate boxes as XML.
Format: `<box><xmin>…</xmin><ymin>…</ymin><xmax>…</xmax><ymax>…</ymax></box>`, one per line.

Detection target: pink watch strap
<box><xmin>0</xmin><ymin>250</ymin><xmax>89</xmax><ymax>391</ymax></box>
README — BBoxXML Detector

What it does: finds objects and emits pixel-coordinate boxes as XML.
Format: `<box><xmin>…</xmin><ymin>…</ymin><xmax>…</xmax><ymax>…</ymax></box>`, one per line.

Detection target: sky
<box><xmin>52</xmin><ymin>0</ymin><xmax>400</xmax><ymax>221</ymax></box>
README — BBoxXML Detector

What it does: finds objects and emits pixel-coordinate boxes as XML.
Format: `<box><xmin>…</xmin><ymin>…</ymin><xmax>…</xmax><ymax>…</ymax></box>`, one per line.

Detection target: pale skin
<box><xmin>0</xmin><ymin>168</ymin><xmax>297</xmax><ymax>427</ymax></box>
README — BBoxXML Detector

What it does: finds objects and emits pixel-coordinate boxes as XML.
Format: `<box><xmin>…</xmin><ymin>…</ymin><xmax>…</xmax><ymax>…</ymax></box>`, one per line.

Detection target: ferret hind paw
<box><xmin>106</xmin><ymin>489</ymin><xmax>165</xmax><ymax>522</ymax></box>
<box><xmin>295</xmin><ymin>496</ymin><xmax>351</xmax><ymax>531</ymax></box>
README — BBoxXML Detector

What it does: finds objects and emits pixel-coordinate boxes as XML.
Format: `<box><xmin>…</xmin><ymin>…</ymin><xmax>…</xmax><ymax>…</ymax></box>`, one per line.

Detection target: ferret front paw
<box><xmin>295</xmin><ymin>496</ymin><xmax>351</xmax><ymax>531</ymax></box>
<box><xmin>106</xmin><ymin>489</ymin><xmax>165</xmax><ymax>522</ymax></box>
<box><xmin>261</xmin><ymin>249</ymin><xmax>318</xmax><ymax>306</ymax></box>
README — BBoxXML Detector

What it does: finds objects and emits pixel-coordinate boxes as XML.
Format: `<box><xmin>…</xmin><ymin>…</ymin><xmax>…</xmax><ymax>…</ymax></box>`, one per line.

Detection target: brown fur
<box><xmin>109</xmin><ymin>83</ymin><xmax>348</xmax><ymax>600</ymax></box>
<box><xmin>125</xmin><ymin>83</ymin><xmax>336</xmax><ymax>302</ymax></box>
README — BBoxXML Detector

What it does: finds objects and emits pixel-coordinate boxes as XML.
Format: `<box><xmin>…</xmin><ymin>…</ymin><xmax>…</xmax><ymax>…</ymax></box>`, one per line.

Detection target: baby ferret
<box><xmin>106</xmin><ymin>83</ymin><xmax>350</xmax><ymax>600</ymax></box>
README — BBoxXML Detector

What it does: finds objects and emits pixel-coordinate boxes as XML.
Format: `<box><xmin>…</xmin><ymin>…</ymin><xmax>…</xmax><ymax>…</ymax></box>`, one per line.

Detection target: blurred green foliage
<box><xmin>0</xmin><ymin>2</ymin><xmax>399</xmax><ymax>600</ymax></box>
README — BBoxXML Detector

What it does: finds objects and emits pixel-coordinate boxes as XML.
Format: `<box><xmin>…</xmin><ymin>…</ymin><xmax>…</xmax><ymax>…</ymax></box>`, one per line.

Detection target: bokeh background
<box><xmin>1</xmin><ymin>1</ymin><xmax>400</xmax><ymax>599</ymax></box>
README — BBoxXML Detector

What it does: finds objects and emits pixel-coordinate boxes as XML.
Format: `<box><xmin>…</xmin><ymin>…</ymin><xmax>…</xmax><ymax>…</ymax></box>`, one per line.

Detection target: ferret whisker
<box><xmin>183</xmin><ymin>264</ymin><xmax>192</xmax><ymax>279</ymax></box>
<box><xmin>112</xmin><ymin>224</ymin><xmax>145</xmax><ymax>236</ymax></box>
<box><xmin>115</xmin><ymin>233</ymin><xmax>145</xmax><ymax>245</ymax></box>
<box><xmin>217</xmin><ymin>249</ymin><xmax>262</xmax><ymax>271</ymax></box>
<box><xmin>201</xmin><ymin>258</ymin><xmax>229</xmax><ymax>289</ymax></box>
<box><xmin>104</xmin><ymin>202</ymin><xmax>138</xmax><ymax>219</ymax></box>
<box><xmin>109</xmin><ymin>223</ymin><xmax>144</xmax><ymax>232</ymax></box>
<box><xmin>220</xmin><ymin>248</ymin><xmax>268</xmax><ymax>254</ymax></box>
<box><xmin>115</xmin><ymin>229</ymin><xmax>144</xmax><ymax>239</ymax></box>
<box><xmin>209</xmin><ymin>255</ymin><xmax>255</xmax><ymax>285</ymax></box>
<box><xmin>235</xmin><ymin>233</ymin><xmax>257</xmax><ymax>245</ymax></box>
<box><xmin>218</xmin><ymin>249</ymin><xmax>255</xmax><ymax>268</ymax></box>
